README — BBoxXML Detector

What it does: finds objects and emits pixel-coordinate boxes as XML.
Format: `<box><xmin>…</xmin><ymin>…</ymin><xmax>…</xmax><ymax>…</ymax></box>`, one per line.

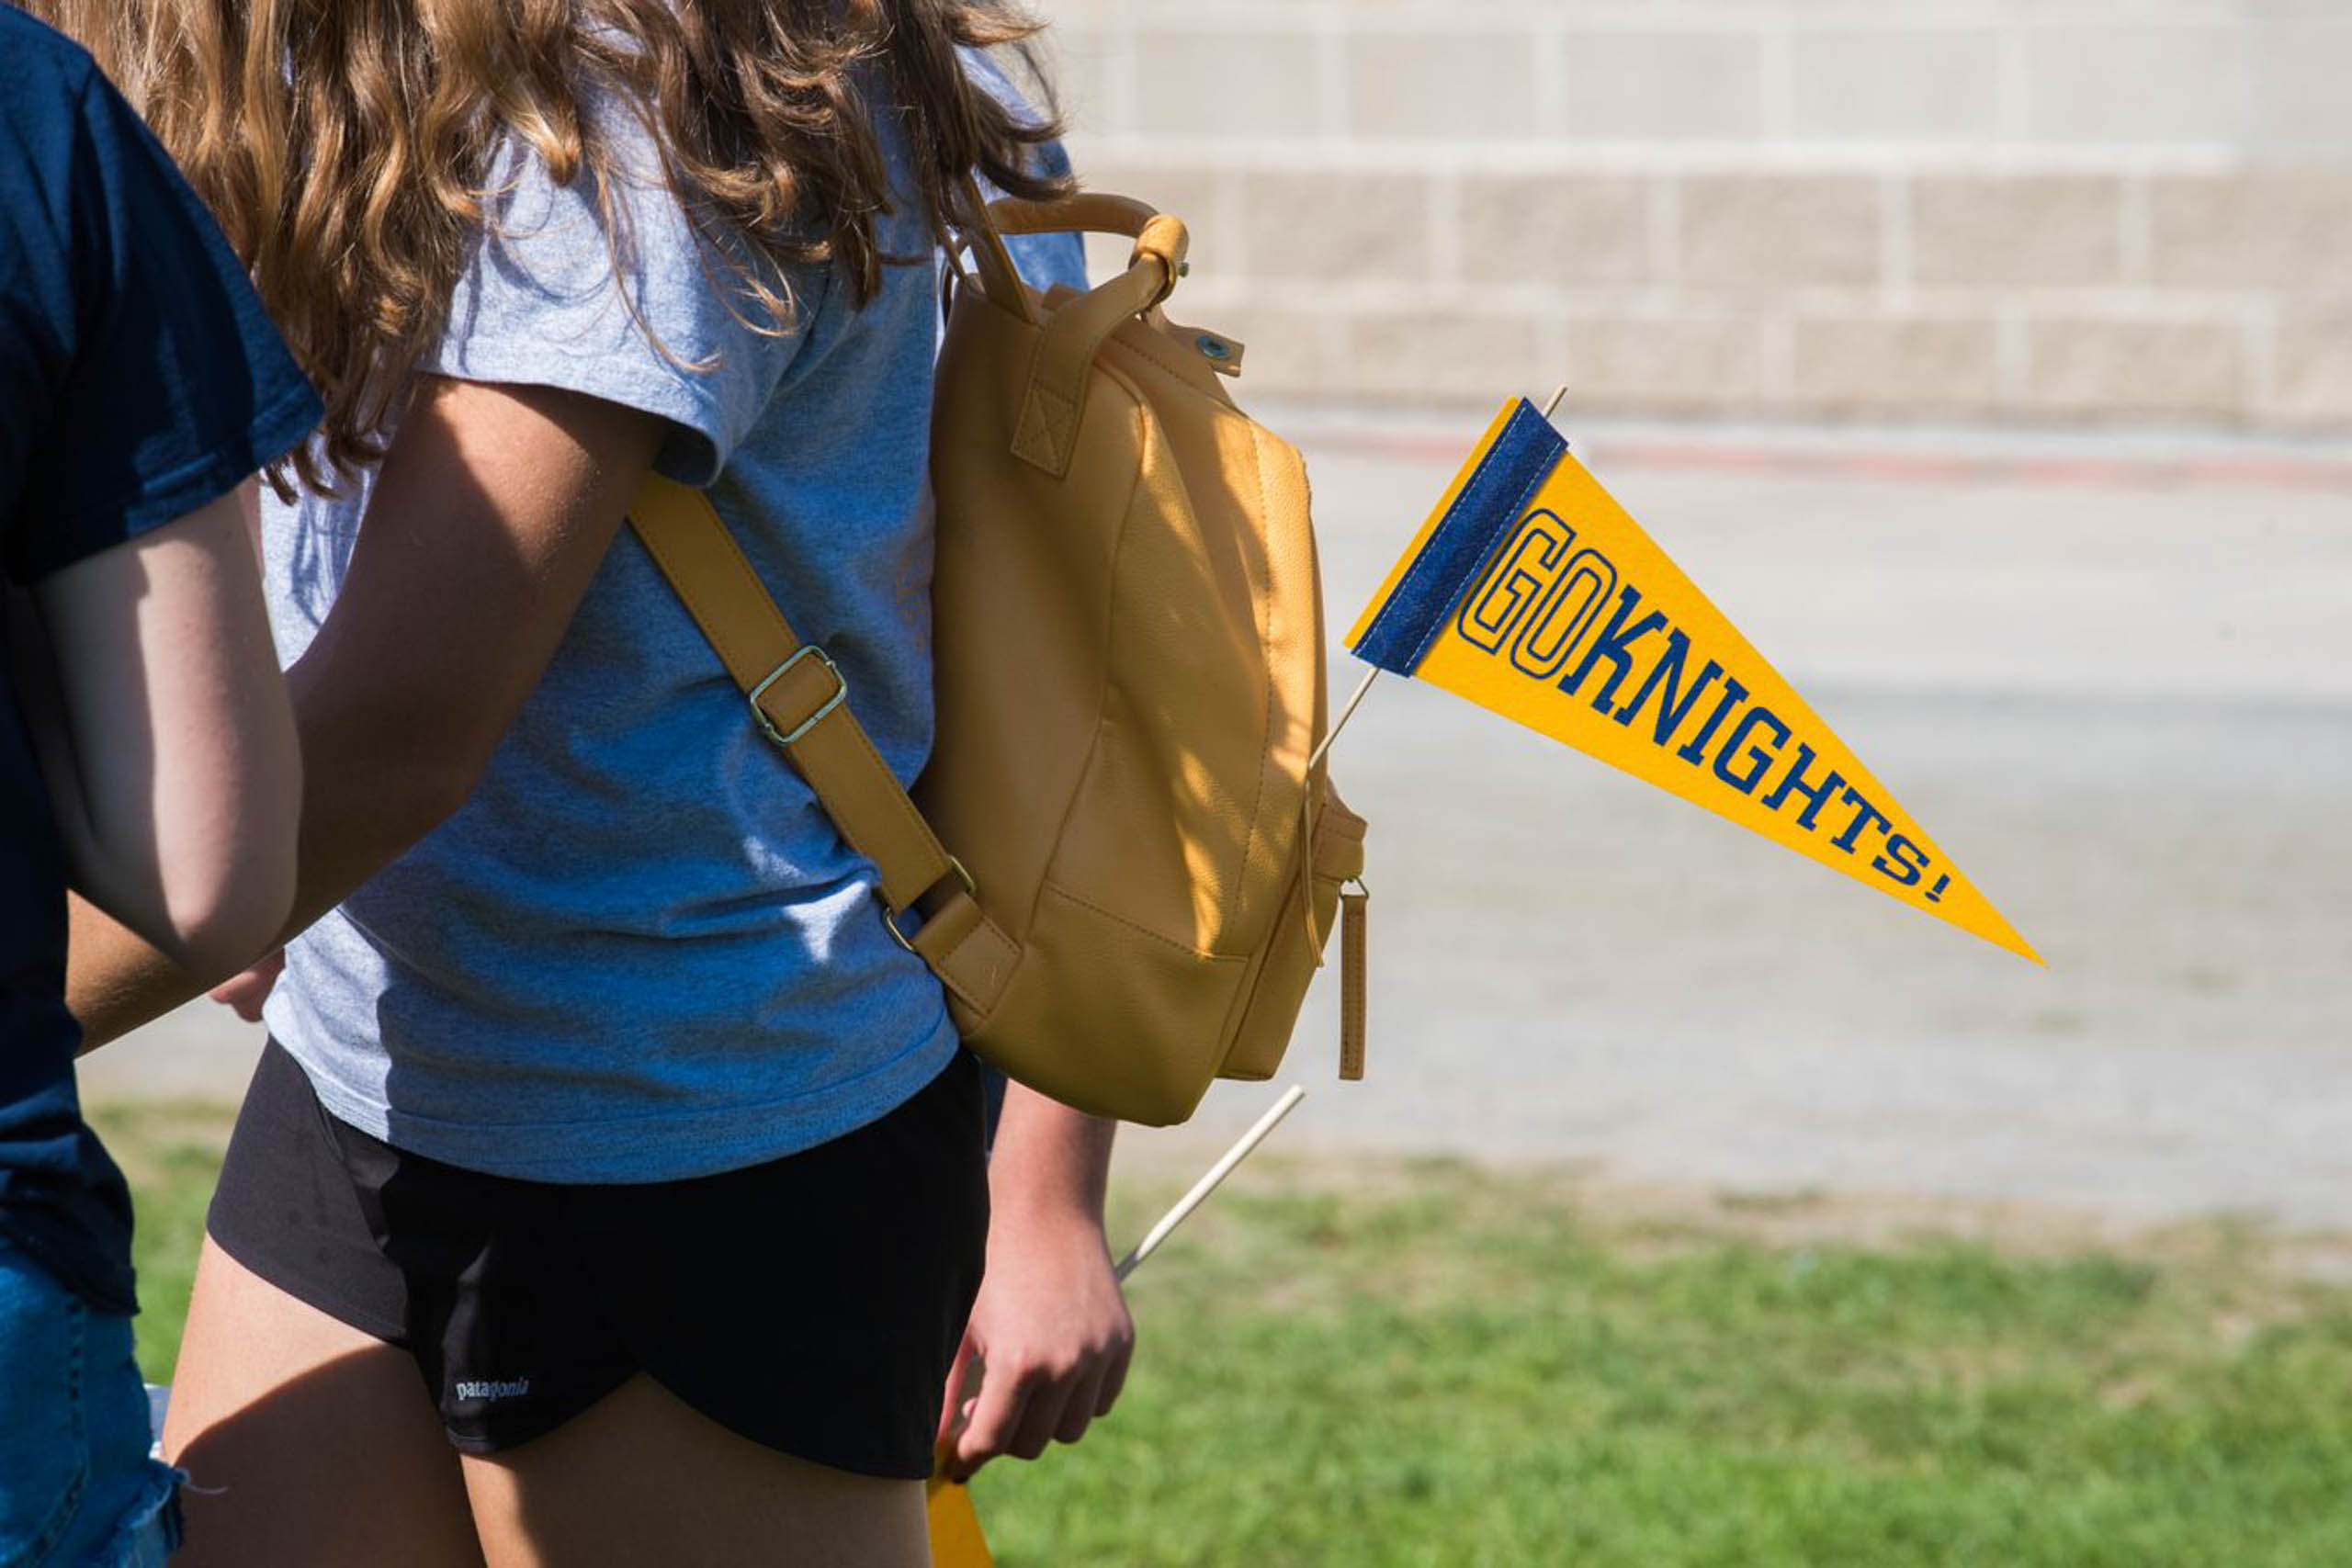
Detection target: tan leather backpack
<box><xmin>629</xmin><ymin>188</ymin><xmax>1364</xmax><ymax>1126</ymax></box>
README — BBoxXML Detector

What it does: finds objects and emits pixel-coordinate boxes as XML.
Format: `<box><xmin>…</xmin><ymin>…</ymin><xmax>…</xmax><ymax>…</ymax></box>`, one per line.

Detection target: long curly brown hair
<box><xmin>26</xmin><ymin>0</ymin><xmax>1066</xmax><ymax>490</ymax></box>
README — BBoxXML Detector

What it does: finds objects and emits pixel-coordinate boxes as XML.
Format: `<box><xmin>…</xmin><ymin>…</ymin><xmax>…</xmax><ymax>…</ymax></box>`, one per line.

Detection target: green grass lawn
<box><xmin>90</xmin><ymin>1100</ymin><xmax>233</xmax><ymax>1381</ymax></box>
<box><xmin>90</xmin><ymin>1109</ymin><xmax>2352</xmax><ymax>1567</ymax></box>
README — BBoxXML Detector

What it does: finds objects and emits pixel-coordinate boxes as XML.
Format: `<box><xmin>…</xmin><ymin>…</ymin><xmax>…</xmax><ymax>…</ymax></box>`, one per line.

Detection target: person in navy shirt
<box><xmin>0</xmin><ymin>8</ymin><xmax>316</xmax><ymax>1561</ymax></box>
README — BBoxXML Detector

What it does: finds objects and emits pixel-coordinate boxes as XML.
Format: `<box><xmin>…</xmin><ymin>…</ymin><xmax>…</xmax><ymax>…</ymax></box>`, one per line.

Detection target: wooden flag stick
<box><xmin>1114</xmin><ymin>1085</ymin><xmax>1306</xmax><ymax>1282</ymax></box>
<box><xmin>1307</xmin><ymin>675</ymin><xmax>1378</xmax><ymax>772</ymax></box>
<box><xmin>1307</xmin><ymin>384</ymin><xmax>1570</xmax><ymax>773</ymax></box>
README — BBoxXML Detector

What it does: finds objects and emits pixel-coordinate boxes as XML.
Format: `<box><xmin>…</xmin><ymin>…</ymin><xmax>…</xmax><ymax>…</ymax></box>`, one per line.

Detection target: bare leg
<box><xmin>461</xmin><ymin>1373</ymin><xmax>928</xmax><ymax>1568</ymax></box>
<box><xmin>162</xmin><ymin>1237</ymin><xmax>484</xmax><ymax>1568</ymax></box>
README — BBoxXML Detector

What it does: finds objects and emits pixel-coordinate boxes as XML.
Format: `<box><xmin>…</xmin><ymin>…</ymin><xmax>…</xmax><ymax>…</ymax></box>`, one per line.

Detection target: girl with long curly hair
<box><xmin>28</xmin><ymin>2</ymin><xmax>1128</xmax><ymax>1561</ymax></box>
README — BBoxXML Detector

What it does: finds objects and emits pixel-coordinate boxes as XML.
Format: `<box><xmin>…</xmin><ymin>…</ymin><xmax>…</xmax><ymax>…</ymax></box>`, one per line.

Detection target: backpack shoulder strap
<box><xmin>627</xmin><ymin>475</ymin><xmax>1018</xmax><ymax>1016</ymax></box>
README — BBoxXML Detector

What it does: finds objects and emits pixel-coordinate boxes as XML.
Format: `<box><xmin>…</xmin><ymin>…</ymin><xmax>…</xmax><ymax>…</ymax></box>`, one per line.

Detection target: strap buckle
<box><xmin>747</xmin><ymin>646</ymin><xmax>846</xmax><ymax>748</ymax></box>
<box><xmin>885</xmin><ymin>856</ymin><xmax>978</xmax><ymax>953</ymax></box>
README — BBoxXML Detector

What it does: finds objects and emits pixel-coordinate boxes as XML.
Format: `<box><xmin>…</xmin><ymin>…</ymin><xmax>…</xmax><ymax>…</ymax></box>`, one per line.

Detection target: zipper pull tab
<box><xmin>1339</xmin><ymin>880</ymin><xmax>1367</xmax><ymax>1081</ymax></box>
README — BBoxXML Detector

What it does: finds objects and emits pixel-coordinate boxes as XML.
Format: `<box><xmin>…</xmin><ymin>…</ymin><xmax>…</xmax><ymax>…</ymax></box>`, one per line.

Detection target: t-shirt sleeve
<box><xmin>421</xmin><ymin>96</ymin><xmax>807</xmax><ymax>488</ymax></box>
<box><xmin>5</xmin><ymin>63</ymin><xmax>323</xmax><ymax>583</ymax></box>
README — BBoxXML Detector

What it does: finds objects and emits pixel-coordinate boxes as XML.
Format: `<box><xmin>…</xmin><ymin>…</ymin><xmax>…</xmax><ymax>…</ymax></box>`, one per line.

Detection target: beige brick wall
<box><xmin>1035</xmin><ymin>0</ymin><xmax>2352</xmax><ymax>431</ymax></box>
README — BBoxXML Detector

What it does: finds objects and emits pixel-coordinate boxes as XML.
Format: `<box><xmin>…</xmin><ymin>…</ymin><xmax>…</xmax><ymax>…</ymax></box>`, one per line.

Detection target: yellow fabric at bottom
<box><xmin>926</xmin><ymin>1478</ymin><xmax>995</xmax><ymax>1568</ymax></box>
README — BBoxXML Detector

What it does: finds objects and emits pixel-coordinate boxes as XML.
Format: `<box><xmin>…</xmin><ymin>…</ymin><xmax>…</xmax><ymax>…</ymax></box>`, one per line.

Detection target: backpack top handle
<box><xmin>954</xmin><ymin>184</ymin><xmax>1193</xmax><ymax>479</ymax></box>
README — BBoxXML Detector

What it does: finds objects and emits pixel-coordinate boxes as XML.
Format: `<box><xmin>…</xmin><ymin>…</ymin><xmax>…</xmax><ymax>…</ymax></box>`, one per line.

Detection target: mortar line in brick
<box><xmin>1838</xmin><ymin>284</ymin><xmax>2264</xmax><ymax>318</ymax></box>
<box><xmin>2002</xmin><ymin>288</ymin><xmax>2282</xmax><ymax>320</ymax></box>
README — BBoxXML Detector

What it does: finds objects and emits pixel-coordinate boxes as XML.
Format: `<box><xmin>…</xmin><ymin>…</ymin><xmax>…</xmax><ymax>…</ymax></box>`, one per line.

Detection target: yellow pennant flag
<box><xmin>926</xmin><ymin>1475</ymin><xmax>995</xmax><ymax>1568</ymax></box>
<box><xmin>1348</xmin><ymin>397</ymin><xmax>2039</xmax><ymax>964</ymax></box>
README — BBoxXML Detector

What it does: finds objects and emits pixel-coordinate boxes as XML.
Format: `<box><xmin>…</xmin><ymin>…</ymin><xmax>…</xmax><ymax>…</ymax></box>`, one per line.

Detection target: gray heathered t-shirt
<box><xmin>260</xmin><ymin>92</ymin><xmax>963</xmax><ymax>1181</ymax></box>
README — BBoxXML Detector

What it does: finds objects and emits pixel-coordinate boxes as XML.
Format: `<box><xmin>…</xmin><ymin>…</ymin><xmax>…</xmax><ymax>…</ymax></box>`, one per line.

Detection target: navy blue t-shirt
<box><xmin>1</xmin><ymin>10</ymin><xmax>321</xmax><ymax>1313</ymax></box>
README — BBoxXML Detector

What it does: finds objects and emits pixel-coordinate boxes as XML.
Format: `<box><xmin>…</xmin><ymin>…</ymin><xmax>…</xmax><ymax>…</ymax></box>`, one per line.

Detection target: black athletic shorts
<box><xmin>206</xmin><ymin>1039</ymin><xmax>987</xmax><ymax>1478</ymax></box>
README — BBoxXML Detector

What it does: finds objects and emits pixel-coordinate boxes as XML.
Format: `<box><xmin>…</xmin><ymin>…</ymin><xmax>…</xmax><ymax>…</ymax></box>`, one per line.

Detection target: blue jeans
<box><xmin>0</xmin><ymin>1240</ymin><xmax>181</xmax><ymax>1567</ymax></box>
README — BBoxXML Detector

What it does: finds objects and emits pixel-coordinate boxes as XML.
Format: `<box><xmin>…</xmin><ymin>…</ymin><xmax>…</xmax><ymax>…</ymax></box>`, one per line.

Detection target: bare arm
<box><xmin>67</xmin><ymin>377</ymin><xmax>664</xmax><ymax>1046</ymax></box>
<box><xmin>939</xmin><ymin>1083</ymin><xmax>1133</xmax><ymax>1479</ymax></box>
<box><xmin>16</xmin><ymin>494</ymin><xmax>300</xmax><ymax>981</ymax></box>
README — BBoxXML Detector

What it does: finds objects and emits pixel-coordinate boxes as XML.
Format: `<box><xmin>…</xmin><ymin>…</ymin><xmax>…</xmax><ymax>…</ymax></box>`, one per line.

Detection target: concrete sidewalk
<box><xmin>82</xmin><ymin>412</ymin><xmax>2352</xmax><ymax>1230</ymax></box>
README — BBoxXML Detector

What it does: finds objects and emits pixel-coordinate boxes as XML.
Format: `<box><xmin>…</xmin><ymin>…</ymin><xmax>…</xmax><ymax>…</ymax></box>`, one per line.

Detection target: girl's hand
<box><xmin>935</xmin><ymin>1083</ymin><xmax>1131</xmax><ymax>1479</ymax></box>
<box><xmin>209</xmin><ymin>948</ymin><xmax>286</xmax><ymax>1023</ymax></box>
<box><xmin>936</xmin><ymin>1200</ymin><xmax>1133</xmax><ymax>1481</ymax></box>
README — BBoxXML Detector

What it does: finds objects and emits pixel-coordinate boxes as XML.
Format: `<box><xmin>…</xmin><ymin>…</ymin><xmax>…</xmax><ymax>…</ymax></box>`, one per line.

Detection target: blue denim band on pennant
<box><xmin>1351</xmin><ymin>398</ymin><xmax>1568</xmax><ymax>675</ymax></box>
